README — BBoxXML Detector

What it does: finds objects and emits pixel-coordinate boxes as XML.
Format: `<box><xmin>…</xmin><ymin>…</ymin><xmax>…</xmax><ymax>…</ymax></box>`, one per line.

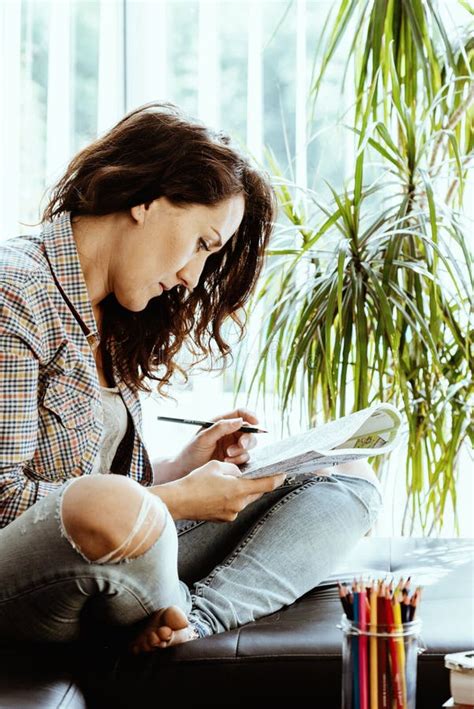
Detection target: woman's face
<box><xmin>113</xmin><ymin>194</ymin><xmax>246</xmax><ymax>312</ymax></box>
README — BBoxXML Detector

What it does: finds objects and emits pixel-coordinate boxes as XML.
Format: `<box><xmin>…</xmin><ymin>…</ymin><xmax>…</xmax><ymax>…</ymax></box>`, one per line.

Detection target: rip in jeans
<box><xmin>56</xmin><ymin>477</ymin><xmax>165</xmax><ymax>565</ymax></box>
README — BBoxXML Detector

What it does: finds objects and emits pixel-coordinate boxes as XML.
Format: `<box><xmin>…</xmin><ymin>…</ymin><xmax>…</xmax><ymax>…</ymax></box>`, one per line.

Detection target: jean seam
<box><xmin>176</xmin><ymin>479</ymin><xmax>327</xmax><ymax>537</ymax></box>
<box><xmin>0</xmin><ymin>575</ymin><xmax>155</xmax><ymax>614</ymax></box>
<box><xmin>194</xmin><ymin>477</ymin><xmax>324</xmax><ymax>596</ymax></box>
<box><xmin>332</xmin><ymin>475</ymin><xmax>383</xmax><ymax>523</ymax></box>
<box><xmin>176</xmin><ymin>520</ymin><xmax>207</xmax><ymax>536</ymax></box>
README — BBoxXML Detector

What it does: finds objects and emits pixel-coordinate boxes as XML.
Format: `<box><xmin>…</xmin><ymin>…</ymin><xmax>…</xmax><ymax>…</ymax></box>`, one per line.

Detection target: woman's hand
<box><xmin>174</xmin><ymin>408</ymin><xmax>260</xmax><ymax>475</ymax></box>
<box><xmin>151</xmin><ymin>460</ymin><xmax>286</xmax><ymax>522</ymax></box>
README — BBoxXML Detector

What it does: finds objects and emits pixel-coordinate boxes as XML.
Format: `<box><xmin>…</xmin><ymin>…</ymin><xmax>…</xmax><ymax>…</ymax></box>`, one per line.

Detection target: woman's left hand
<box><xmin>175</xmin><ymin>408</ymin><xmax>259</xmax><ymax>475</ymax></box>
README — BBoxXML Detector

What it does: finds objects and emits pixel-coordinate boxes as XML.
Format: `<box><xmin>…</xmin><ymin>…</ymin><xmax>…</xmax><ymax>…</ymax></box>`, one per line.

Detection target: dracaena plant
<box><xmin>235</xmin><ymin>0</ymin><xmax>473</xmax><ymax>535</ymax></box>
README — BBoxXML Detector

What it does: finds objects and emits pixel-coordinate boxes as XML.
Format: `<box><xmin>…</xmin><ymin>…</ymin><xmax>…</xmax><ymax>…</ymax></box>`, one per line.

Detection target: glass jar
<box><xmin>339</xmin><ymin>613</ymin><xmax>423</xmax><ymax>709</ymax></box>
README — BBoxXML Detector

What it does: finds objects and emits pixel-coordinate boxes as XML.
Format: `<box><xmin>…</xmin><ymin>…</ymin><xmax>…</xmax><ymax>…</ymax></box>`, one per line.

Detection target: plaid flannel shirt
<box><xmin>0</xmin><ymin>213</ymin><xmax>153</xmax><ymax>528</ymax></box>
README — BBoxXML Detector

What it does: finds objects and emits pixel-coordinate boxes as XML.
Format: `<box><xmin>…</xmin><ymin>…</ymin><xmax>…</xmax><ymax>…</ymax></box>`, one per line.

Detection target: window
<box><xmin>3</xmin><ymin>0</ymin><xmax>470</xmax><ymax>535</ymax></box>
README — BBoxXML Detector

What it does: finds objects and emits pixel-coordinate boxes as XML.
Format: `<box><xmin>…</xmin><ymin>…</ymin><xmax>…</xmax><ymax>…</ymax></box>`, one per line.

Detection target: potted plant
<box><xmin>236</xmin><ymin>0</ymin><xmax>473</xmax><ymax>535</ymax></box>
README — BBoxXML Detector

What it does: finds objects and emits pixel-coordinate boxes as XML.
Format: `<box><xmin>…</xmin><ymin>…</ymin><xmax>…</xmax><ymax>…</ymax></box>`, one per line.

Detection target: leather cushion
<box><xmin>1</xmin><ymin>537</ymin><xmax>472</xmax><ymax>707</ymax></box>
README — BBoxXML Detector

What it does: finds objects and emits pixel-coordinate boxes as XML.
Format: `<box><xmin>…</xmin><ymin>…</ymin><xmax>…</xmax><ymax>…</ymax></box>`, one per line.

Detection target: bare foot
<box><xmin>129</xmin><ymin>605</ymin><xmax>197</xmax><ymax>655</ymax></box>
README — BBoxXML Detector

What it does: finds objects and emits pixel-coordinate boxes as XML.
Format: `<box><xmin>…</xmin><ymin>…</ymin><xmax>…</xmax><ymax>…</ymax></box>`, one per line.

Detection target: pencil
<box><xmin>378</xmin><ymin>587</ymin><xmax>389</xmax><ymax>709</ymax></box>
<box><xmin>359</xmin><ymin>586</ymin><xmax>369</xmax><ymax>709</ymax></box>
<box><xmin>409</xmin><ymin>588</ymin><xmax>421</xmax><ymax>621</ymax></box>
<box><xmin>337</xmin><ymin>581</ymin><xmax>353</xmax><ymax>619</ymax></box>
<box><xmin>353</xmin><ymin>590</ymin><xmax>361</xmax><ymax>709</ymax></box>
<box><xmin>337</xmin><ymin>575</ymin><xmax>423</xmax><ymax>708</ymax></box>
<box><xmin>401</xmin><ymin>589</ymin><xmax>410</xmax><ymax>624</ymax></box>
<box><xmin>347</xmin><ymin>589</ymin><xmax>354</xmax><ymax>620</ymax></box>
<box><xmin>385</xmin><ymin>594</ymin><xmax>404</xmax><ymax>709</ymax></box>
<box><xmin>370</xmin><ymin>582</ymin><xmax>378</xmax><ymax>709</ymax></box>
<box><xmin>392</xmin><ymin>592</ymin><xmax>407</xmax><ymax>706</ymax></box>
<box><xmin>156</xmin><ymin>415</ymin><xmax>268</xmax><ymax>433</ymax></box>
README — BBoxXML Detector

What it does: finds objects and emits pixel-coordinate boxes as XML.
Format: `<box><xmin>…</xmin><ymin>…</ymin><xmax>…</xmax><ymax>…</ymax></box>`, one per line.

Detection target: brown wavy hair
<box><xmin>43</xmin><ymin>102</ymin><xmax>277</xmax><ymax>393</ymax></box>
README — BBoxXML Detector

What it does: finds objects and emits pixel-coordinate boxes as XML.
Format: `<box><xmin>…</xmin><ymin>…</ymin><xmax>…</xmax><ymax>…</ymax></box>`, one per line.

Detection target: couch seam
<box><xmin>166</xmin><ymin>650</ymin><xmax>448</xmax><ymax>664</ymax></box>
<box><xmin>56</xmin><ymin>678</ymin><xmax>83</xmax><ymax>707</ymax></box>
<box><xmin>235</xmin><ymin>626</ymin><xmax>243</xmax><ymax>658</ymax></box>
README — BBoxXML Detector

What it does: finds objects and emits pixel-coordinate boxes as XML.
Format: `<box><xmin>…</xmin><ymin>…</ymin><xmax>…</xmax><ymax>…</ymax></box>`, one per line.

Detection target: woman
<box><xmin>0</xmin><ymin>102</ymin><xmax>382</xmax><ymax>654</ymax></box>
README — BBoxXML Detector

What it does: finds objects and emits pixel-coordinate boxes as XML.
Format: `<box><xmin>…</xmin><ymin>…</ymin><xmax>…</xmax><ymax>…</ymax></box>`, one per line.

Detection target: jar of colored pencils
<box><xmin>338</xmin><ymin>579</ymin><xmax>423</xmax><ymax>709</ymax></box>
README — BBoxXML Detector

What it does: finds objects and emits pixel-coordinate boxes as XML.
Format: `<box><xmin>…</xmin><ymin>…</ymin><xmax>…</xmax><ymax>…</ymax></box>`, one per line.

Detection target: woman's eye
<box><xmin>198</xmin><ymin>238</ymin><xmax>211</xmax><ymax>252</ymax></box>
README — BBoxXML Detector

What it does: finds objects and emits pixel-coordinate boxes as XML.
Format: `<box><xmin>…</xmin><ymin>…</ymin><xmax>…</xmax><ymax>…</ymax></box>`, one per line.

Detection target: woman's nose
<box><xmin>176</xmin><ymin>258</ymin><xmax>205</xmax><ymax>292</ymax></box>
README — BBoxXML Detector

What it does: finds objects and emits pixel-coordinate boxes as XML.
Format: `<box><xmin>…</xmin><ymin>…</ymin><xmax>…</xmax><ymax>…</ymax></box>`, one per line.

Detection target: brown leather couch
<box><xmin>1</xmin><ymin>537</ymin><xmax>473</xmax><ymax>707</ymax></box>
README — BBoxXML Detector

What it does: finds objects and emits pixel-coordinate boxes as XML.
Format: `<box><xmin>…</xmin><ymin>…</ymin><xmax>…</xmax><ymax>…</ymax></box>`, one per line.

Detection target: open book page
<box><xmin>239</xmin><ymin>403</ymin><xmax>402</xmax><ymax>479</ymax></box>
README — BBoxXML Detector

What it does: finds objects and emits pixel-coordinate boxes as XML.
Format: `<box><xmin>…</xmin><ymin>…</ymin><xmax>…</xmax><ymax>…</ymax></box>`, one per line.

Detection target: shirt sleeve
<box><xmin>0</xmin><ymin>279</ymin><xmax>62</xmax><ymax>528</ymax></box>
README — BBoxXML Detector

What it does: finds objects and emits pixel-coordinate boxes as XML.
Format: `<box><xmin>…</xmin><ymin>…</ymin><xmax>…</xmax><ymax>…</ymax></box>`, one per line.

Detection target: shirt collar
<box><xmin>42</xmin><ymin>212</ymin><xmax>100</xmax><ymax>349</ymax></box>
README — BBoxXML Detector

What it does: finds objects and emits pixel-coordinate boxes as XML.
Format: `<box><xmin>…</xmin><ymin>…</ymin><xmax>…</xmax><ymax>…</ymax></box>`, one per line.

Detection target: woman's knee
<box><xmin>334</xmin><ymin>473</ymin><xmax>383</xmax><ymax>529</ymax></box>
<box><xmin>60</xmin><ymin>476</ymin><xmax>168</xmax><ymax>563</ymax></box>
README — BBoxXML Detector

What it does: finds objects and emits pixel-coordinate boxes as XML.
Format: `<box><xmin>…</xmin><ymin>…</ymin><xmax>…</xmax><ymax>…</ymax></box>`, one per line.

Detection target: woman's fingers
<box><xmin>235</xmin><ymin>408</ymin><xmax>259</xmax><ymax>425</ymax></box>
<box><xmin>226</xmin><ymin>433</ymin><xmax>257</xmax><ymax>457</ymax></box>
<box><xmin>243</xmin><ymin>473</ymin><xmax>287</xmax><ymax>493</ymax></box>
<box><xmin>241</xmin><ymin>433</ymin><xmax>257</xmax><ymax>450</ymax></box>
<box><xmin>224</xmin><ymin>452</ymin><xmax>250</xmax><ymax>465</ymax></box>
<box><xmin>198</xmin><ymin>418</ymin><xmax>243</xmax><ymax>445</ymax></box>
<box><xmin>210</xmin><ymin>408</ymin><xmax>259</xmax><ymax>425</ymax></box>
<box><xmin>245</xmin><ymin>492</ymin><xmax>266</xmax><ymax>505</ymax></box>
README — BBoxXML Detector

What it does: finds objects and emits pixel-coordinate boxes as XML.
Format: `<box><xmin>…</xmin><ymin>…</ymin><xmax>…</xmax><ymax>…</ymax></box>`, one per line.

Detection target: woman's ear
<box><xmin>130</xmin><ymin>201</ymin><xmax>154</xmax><ymax>226</ymax></box>
<box><xmin>130</xmin><ymin>203</ymin><xmax>147</xmax><ymax>225</ymax></box>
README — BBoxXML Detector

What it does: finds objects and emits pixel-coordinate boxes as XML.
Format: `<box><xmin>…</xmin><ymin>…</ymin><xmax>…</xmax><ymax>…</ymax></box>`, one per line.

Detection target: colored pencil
<box><xmin>338</xmin><ymin>581</ymin><xmax>352</xmax><ymax>619</ymax></box>
<box><xmin>359</xmin><ymin>586</ymin><xmax>369</xmax><ymax>709</ymax></box>
<box><xmin>337</xmin><ymin>576</ymin><xmax>421</xmax><ymax>708</ymax></box>
<box><xmin>384</xmin><ymin>594</ymin><xmax>404</xmax><ymax>709</ymax></box>
<box><xmin>353</xmin><ymin>591</ymin><xmax>360</xmax><ymax>709</ymax></box>
<box><xmin>370</xmin><ymin>582</ymin><xmax>379</xmax><ymax>709</ymax></box>
<box><xmin>392</xmin><ymin>592</ymin><xmax>407</xmax><ymax>706</ymax></box>
<box><xmin>377</xmin><ymin>589</ymin><xmax>389</xmax><ymax>709</ymax></box>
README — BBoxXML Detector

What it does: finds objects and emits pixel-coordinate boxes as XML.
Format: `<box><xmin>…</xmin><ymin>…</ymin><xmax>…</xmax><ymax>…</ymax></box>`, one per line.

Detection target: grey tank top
<box><xmin>90</xmin><ymin>386</ymin><xmax>128</xmax><ymax>475</ymax></box>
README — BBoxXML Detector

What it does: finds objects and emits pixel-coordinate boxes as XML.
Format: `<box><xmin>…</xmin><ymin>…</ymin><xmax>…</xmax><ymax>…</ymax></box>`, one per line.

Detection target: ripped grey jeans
<box><xmin>0</xmin><ymin>473</ymin><xmax>382</xmax><ymax>646</ymax></box>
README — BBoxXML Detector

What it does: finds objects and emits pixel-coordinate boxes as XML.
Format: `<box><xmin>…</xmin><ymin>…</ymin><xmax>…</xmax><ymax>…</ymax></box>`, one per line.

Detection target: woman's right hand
<box><xmin>150</xmin><ymin>460</ymin><xmax>287</xmax><ymax>522</ymax></box>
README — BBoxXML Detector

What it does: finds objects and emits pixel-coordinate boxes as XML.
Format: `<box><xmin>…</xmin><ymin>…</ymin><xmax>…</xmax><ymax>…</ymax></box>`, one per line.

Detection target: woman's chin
<box><xmin>116</xmin><ymin>287</ymin><xmax>164</xmax><ymax>312</ymax></box>
<box><xmin>117</xmin><ymin>295</ymin><xmax>150</xmax><ymax>313</ymax></box>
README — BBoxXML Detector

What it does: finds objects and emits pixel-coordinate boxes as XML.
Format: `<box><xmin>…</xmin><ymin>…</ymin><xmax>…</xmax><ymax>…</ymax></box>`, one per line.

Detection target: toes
<box><xmin>128</xmin><ymin>605</ymin><xmax>192</xmax><ymax>655</ymax></box>
<box><xmin>129</xmin><ymin>624</ymin><xmax>197</xmax><ymax>655</ymax></box>
<box><xmin>150</xmin><ymin>630</ymin><xmax>168</xmax><ymax>646</ymax></box>
<box><xmin>161</xmin><ymin>605</ymin><xmax>189</xmax><ymax>631</ymax></box>
<box><xmin>156</xmin><ymin>626</ymin><xmax>173</xmax><ymax>642</ymax></box>
<box><xmin>129</xmin><ymin>626</ymin><xmax>174</xmax><ymax>654</ymax></box>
